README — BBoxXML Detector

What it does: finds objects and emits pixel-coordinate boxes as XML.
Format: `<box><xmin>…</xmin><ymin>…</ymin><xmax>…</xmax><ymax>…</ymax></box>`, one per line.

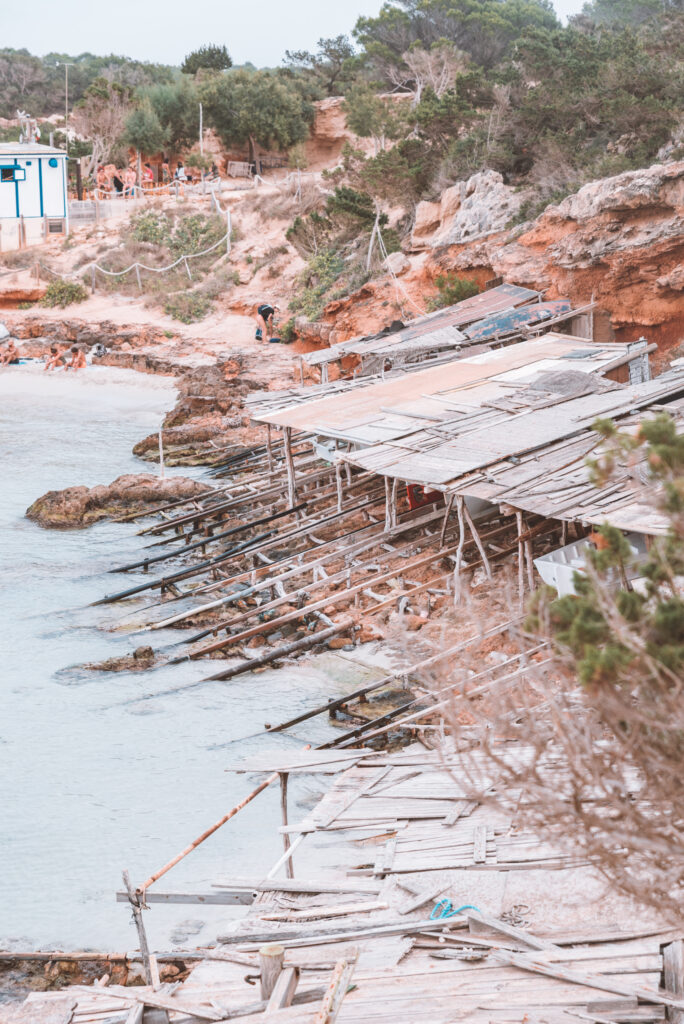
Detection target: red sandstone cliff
<box><xmin>317</xmin><ymin>160</ymin><xmax>684</xmax><ymax>358</ymax></box>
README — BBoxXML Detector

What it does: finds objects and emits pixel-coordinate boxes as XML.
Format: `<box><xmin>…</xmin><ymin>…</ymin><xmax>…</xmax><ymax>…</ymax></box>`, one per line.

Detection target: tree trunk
<box><xmin>249</xmin><ymin>135</ymin><xmax>261</xmax><ymax>175</ymax></box>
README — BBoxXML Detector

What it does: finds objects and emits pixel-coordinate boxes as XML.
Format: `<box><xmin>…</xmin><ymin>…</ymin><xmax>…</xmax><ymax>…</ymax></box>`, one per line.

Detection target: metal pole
<box><xmin>65</xmin><ymin>64</ymin><xmax>69</xmax><ymax>156</ymax></box>
<box><xmin>199</xmin><ymin>102</ymin><xmax>203</xmax><ymax>155</ymax></box>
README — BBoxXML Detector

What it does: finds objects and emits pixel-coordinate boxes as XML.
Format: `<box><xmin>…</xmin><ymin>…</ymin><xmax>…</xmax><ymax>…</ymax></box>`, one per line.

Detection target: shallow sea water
<box><xmin>0</xmin><ymin>365</ymin><xmax>388</xmax><ymax>953</ymax></box>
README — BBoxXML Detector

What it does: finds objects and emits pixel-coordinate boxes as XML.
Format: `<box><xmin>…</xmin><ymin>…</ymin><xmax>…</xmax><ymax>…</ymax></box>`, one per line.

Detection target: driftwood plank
<box><xmin>469</xmin><ymin>912</ymin><xmax>562</xmax><ymax>951</ymax></box>
<box><xmin>472</xmin><ymin>824</ymin><xmax>488</xmax><ymax>863</ymax></box>
<box><xmin>491</xmin><ymin>950</ymin><xmax>684</xmax><ymax>1009</ymax></box>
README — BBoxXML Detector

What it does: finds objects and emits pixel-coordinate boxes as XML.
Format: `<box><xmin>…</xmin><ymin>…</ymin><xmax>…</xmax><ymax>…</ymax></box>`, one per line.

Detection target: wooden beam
<box><xmin>279</xmin><ymin>773</ymin><xmax>293</xmax><ymax>880</ymax></box>
<box><xmin>284</xmin><ymin>428</ymin><xmax>297</xmax><ymax>507</ymax></box>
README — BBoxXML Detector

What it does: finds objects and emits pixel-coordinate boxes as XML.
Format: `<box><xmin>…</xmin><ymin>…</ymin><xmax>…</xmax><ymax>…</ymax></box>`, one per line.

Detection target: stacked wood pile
<box><xmin>18</xmin><ymin>743</ymin><xmax>684</xmax><ymax>1023</ymax></box>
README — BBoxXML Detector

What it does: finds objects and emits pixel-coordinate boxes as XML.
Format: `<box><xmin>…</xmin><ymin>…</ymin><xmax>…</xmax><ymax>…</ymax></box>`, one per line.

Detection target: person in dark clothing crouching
<box><xmin>254</xmin><ymin>302</ymin><xmax>280</xmax><ymax>343</ymax></box>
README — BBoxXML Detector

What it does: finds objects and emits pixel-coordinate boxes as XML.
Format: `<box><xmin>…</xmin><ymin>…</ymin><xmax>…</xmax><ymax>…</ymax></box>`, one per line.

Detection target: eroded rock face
<box><xmin>3</xmin><ymin>316</ymin><xmax>176</xmax><ymax>350</ymax></box>
<box><xmin>315</xmin><ymin>160</ymin><xmax>684</xmax><ymax>357</ymax></box>
<box><xmin>433</xmin><ymin>160</ymin><xmax>684</xmax><ymax>351</ymax></box>
<box><xmin>26</xmin><ymin>474</ymin><xmax>208</xmax><ymax>528</ymax></box>
<box><xmin>412</xmin><ymin>170</ymin><xmax>529</xmax><ymax>249</ymax></box>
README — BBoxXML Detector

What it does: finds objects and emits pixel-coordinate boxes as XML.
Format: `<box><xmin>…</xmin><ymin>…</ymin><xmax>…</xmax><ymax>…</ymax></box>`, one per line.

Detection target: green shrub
<box><xmin>289</xmin><ymin>249</ymin><xmax>345</xmax><ymax>321</ymax></box>
<box><xmin>168</xmin><ymin>213</ymin><xmax>225</xmax><ymax>258</ymax></box>
<box><xmin>427</xmin><ymin>273</ymin><xmax>479</xmax><ymax>312</ymax></box>
<box><xmin>127</xmin><ymin>210</ymin><xmax>171</xmax><ymax>246</ymax></box>
<box><xmin>40</xmin><ymin>278</ymin><xmax>89</xmax><ymax>308</ymax></box>
<box><xmin>164</xmin><ymin>291</ymin><xmax>213</xmax><ymax>323</ymax></box>
<box><xmin>280</xmin><ymin>318</ymin><xmax>296</xmax><ymax>343</ymax></box>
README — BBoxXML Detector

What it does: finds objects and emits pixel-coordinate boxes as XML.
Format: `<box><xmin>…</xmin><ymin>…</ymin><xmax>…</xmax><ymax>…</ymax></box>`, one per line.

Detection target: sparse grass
<box><xmin>200</xmin><ymin>266</ymin><xmax>241</xmax><ymax>300</ymax></box>
<box><xmin>0</xmin><ymin>250</ymin><xmax>33</xmax><ymax>269</ymax></box>
<box><xmin>508</xmin><ymin>188</ymin><xmax>574</xmax><ymax>228</ymax></box>
<box><xmin>243</xmin><ymin>178</ymin><xmax>324</xmax><ymax>221</ymax></box>
<box><xmin>164</xmin><ymin>291</ymin><xmax>213</xmax><ymax>323</ymax></box>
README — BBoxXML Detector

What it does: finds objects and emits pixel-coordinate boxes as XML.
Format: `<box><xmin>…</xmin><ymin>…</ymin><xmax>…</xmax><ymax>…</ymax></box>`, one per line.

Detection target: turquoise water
<box><xmin>0</xmin><ymin>365</ymin><xmax>376</xmax><ymax>954</ymax></box>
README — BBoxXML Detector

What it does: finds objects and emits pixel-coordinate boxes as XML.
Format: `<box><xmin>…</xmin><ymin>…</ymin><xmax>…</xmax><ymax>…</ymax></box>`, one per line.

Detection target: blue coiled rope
<box><xmin>430</xmin><ymin>900</ymin><xmax>482</xmax><ymax>920</ymax></box>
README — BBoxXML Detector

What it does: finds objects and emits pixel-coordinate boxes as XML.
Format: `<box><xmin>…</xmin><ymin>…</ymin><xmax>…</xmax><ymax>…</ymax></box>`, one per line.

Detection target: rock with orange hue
<box><xmin>304</xmin><ymin>95</ymin><xmax>409</xmax><ymax>171</ymax></box>
<box><xmin>418</xmin><ymin>160</ymin><xmax>684</xmax><ymax>355</ymax></box>
<box><xmin>26</xmin><ymin>473</ymin><xmax>208</xmax><ymax>528</ymax></box>
<box><xmin>404</xmin><ymin>614</ymin><xmax>428</xmax><ymax>631</ymax></box>
<box><xmin>329</xmin><ymin>636</ymin><xmax>353</xmax><ymax>649</ymax></box>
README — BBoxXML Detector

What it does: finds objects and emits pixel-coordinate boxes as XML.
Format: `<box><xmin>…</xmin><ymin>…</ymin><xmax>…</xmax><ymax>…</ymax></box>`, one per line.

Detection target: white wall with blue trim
<box><xmin>0</xmin><ymin>143</ymin><xmax>68</xmax><ymax>223</ymax></box>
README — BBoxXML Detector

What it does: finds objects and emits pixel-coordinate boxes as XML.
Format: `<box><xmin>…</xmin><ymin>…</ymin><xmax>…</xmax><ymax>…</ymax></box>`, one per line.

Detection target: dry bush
<box><xmin>243</xmin><ymin>177</ymin><xmax>325</xmax><ymax>221</ymax></box>
<box><xmin>430</xmin><ymin>416</ymin><xmax>684</xmax><ymax>916</ymax></box>
<box><xmin>527</xmin><ymin>137</ymin><xmax>579</xmax><ymax>195</ymax></box>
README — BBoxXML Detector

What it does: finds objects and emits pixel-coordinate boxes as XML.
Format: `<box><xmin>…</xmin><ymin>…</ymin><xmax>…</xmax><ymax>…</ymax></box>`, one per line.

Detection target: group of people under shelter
<box><xmin>93</xmin><ymin>158</ymin><xmax>220</xmax><ymax>197</ymax></box>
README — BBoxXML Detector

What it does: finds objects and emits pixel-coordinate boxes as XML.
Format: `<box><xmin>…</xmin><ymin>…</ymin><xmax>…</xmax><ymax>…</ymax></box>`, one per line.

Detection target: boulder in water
<box><xmin>26</xmin><ymin>473</ymin><xmax>208</xmax><ymax>528</ymax></box>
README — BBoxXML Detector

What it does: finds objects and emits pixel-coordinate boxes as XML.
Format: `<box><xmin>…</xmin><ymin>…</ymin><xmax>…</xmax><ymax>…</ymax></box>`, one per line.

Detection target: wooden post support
<box><xmin>390</xmin><ymin>478</ymin><xmax>398</xmax><ymax>528</ymax></box>
<box><xmin>135</xmin><ymin>265</ymin><xmax>142</xmax><ymax>292</ymax></box>
<box><xmin>663</xmin><ymin>940</ymin><xmax>684</xmax><ymax>1024</ymax></box>
<box><xmin>122</xmin><ymin>870</ymin><xmax>153</xmax><ymax>986</ymax></box>
<box><xmin>90</xmin><ymin>265</ymin><xmax>96</xmax><ymax>293</ymax></box>
<box><xmin>266</xmin><ymin>424</ymin><xmax>274</xmax><ymax>473</ymax></box>
<box><xmin>384</xmin><ymin>477</ymin><xmax>391</xmax><ymax>533</ymax></box>
<box><xmin>524</xmin><ymin>517</ymin><xmax>535</xmax><ymax>592</ymax></box>
<box><xmin>440</xmin><ymin>494</ymin><xmax>454</xmax><ymax>548</ymax></box>
<box><xmin>462</xmin><ymin>501</ymin><xmax>492</xmax><ymax>580</ymax></box>
<box><xmin>335</xmin><ymin>463</ymin><xmax>343</xmax><ymax>513</ymax></box>
<box><xmin>259</xmin><ymin>943</ymin><xmax>284</xmax><ymax>1001</ymax></box>
<box><xmin>284</xmin><ymin>428</ymin><xmax>297</xmax><ymax>507</ymax></box>
<box><xmin>516</xmin><ymin>509</ymin><xmax>525</xmax><ymax>609</ymax></box>
<box><xmin>453</xmin><ymin>495</ymin><xmax>466</xmax><ymax>605</ymax></box>
<box><xmin>279</xmin><ymin>772</ymin><xmax>294</xmax><ymax>879</ymax></box>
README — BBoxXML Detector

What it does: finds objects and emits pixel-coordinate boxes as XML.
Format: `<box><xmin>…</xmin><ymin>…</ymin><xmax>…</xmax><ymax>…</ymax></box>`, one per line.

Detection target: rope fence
<box><xmin>36</xmin><ymin>190</ymin><xmax>233</xmax><ymax>288</ymax></box>
<box><xmin>89</xmin><ymin>180</ymin><xmax>223</xmax><ymax>201</ymax></box>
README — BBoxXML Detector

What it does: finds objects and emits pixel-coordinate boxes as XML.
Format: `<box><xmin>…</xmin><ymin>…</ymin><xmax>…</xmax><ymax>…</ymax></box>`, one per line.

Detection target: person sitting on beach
<box><xmin>0</xmin><ymin>338</ymin><xmax>18</xmax><ymax>365</ymax></box>
<box><xmin>65</xmin><ymin>345</ymin><xmax>87</xmax><ymax>371</ymax></box>
<box><xmin>254</xmin><ymin>302</ymin><xmax>279</xmax><ymax>343</ymax></box>
<box><xmin>44</xmin><ymin>344</ymin><xmax>67</xmax><ymax>371</ymax></box>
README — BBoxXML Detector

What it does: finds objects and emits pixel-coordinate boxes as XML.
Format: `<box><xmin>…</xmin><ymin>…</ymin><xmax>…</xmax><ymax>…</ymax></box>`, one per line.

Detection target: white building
<box><xmin>0</xmin><ymin>141</ymin><xmax>68</xmax><ymax>251</ymax></box>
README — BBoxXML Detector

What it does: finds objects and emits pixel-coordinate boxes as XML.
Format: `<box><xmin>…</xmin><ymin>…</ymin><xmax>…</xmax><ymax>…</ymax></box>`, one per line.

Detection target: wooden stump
<box><xmin>259</xmin><ymin>943</ymin><xmax>285</xmax><ymax>1000</ymax></box>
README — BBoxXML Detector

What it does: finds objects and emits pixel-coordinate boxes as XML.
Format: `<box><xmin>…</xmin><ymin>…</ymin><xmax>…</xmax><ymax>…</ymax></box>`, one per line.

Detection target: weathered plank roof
<box><xmin>253</xmin><ymin>335</ymin><xmax>646</xmax><ymax>446</ymax></box>
<box><xmin>339</xmin><ymin>368</ymin><xmax>684</xmax><ymax>534</ymax></box>
<box><xmin>302</xmin><ymin>282</ymin><xmax>541</xmax><ymax>369</ymax></box>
